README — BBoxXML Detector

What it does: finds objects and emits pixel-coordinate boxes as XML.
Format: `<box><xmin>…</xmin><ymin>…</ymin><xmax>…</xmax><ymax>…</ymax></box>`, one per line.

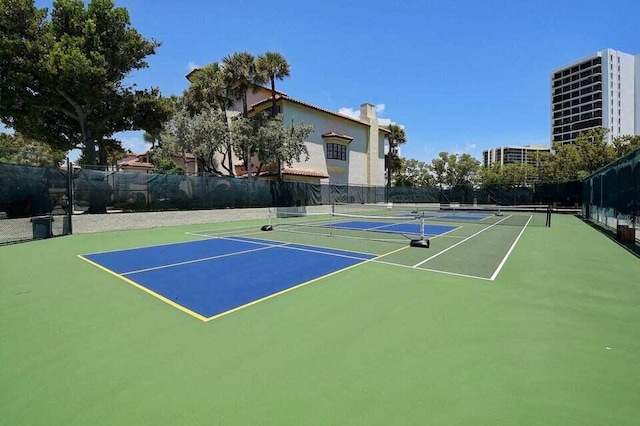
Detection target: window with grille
<box><xmin>326</xmin><ymin>143</ymin><xmax>347</xmax><ymax>160</ymax></box>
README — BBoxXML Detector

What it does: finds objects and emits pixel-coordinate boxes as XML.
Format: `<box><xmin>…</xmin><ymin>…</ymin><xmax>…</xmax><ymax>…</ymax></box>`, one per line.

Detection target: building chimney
<box><xmin>359</xmin><ymin>103</ymin><xmax>376</xmax><ymax>123</ymax></box>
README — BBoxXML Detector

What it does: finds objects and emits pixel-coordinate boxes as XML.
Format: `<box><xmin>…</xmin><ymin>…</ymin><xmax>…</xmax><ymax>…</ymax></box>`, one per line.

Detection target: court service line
<box><xmin>186</xmin><ymin>228</ymin><xmax>265</xmax><ymax>240</ymax></box>
<box><xmin>370</xmin><ymin>258</ymin><xmax>492</xmax><ymax>281</ymax></box>
<box><xmin>121</xmin><ymin>243</ymin><xmax>289</xmax><ymax>275</ymax></box>
<box><xmin>431</xmin><ymin>225</ymin><xmax>461</xmax><ymax>239</ymax></box>
<box><xmin>83</xmin><ymin>227</ymin><xmax>264</xmax><ymax>257</ymax></box>
<box><xmin>368</xmin><ymin>218</ymin><xmax>420</xmax><ymax>231</ymax></box>
<box><xmin>489</xmin><ymin>215</ymin><xmax>533</xmax><ymax>281</ymax></box>
<box><xmin>258</xmin><ymin>232</ymin><xmax>381</xmax><ymax>257</ymax></box>
<box><xmin>219</xmin><ymin>236</ymin><xmax>374</xmax><ymax>261</ymax></box>
<box><xmin>412</xmin><ymin>215</ymin><xmax>513</xmax><ymax>268</ymax></box>
<box><xmin>125</xmin><ymin>238</ymin><xmax>372</xmax><ymax>277</ymax></box>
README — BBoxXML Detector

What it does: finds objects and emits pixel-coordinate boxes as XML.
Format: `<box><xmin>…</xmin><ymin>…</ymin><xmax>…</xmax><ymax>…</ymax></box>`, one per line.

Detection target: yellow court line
<box><xmin>78</xmin><ymin>243</ymin><xmax>410</xmax><ymax>324</ymax></box>
<box><xmin>77</xmin><ymin>255</ymin><xmax>208</xmax><ymax>322</ymax></box>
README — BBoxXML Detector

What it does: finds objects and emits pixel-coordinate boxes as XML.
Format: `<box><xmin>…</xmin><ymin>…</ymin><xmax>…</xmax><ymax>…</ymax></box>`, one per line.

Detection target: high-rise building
<box><xmin>551</xmin><ymin>48</ymin><xmax>640</xmax><ymax>145</ymax></box>
<box><xmin>482</xmin><ymin>145</ymin><xmax>550</xmax><ymax>169</ymax></box>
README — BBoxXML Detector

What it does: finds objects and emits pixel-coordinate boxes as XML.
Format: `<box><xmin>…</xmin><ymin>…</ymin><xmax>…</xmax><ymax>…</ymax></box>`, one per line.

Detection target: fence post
<box><xmin>66</xmin><ymin>157</ymin><xmax>73</xmax><ymax>235</ymax></box>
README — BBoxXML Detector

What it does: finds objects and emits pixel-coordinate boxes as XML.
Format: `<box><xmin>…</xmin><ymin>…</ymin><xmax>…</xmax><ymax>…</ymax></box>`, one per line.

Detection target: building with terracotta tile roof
<box><xmin>116</xmin><ymin>152</ymin><xmax>198</xmax><ymax>174</ymax></box>
<box><xmin>186</xmin><ymin>69</ymin><xmax>397</xmax><ymax>186</ymax></box>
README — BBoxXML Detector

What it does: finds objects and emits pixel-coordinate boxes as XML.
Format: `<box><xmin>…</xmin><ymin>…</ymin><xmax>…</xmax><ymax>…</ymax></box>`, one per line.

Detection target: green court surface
<box><xmin>1</xmin><ymin>214</ymin><xmax>639</xmax><ymax>425</ymax></box>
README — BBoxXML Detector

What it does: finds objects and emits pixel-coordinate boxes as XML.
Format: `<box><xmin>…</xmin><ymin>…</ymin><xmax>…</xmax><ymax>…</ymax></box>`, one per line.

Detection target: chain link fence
<box><xmin>582</xmin><ymin>147</ymin><xmax>639</xmax><ymax>243</ymax></box>
<box><xmin>3</xmin><ymin>153</ymin><xmax>590</xmax><ymax>244</ymax></box>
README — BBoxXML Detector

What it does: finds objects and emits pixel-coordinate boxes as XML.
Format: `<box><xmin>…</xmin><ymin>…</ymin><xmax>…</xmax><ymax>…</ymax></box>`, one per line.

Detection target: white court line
<box><xmin>202</xmin><ymin>243</ymin><xmax>411</xmax><ymax>322</ymax></box>
<box><xmin>371</xmin><ymin>258</ymin><xmax>492</xmax><ymax>281</ymax></box>
<box><xmin>124</xmin><ymin>235</ymin><xmax>375</xmax><ymax>276</ymax></box>
<box><xmin>220</xmin><ymin>236</ymin><xmax>374</xmax><ymax>261</ymax></box>
<box><xmin>122</xmin><ymin>243</ymin><xmax>287</xmax><ymax>275</ymax></box>
<box><xmin>83</xmin><ymin>226</ymin><xmax>264</xmax><ymax>256</ymax></box>
<box><xmin>331</xmin><ymin>220</ymin><xmax>417</xmax><ymax>234</ymax></box>
<box><xmin>412</xmin><ymin>215</ymin><xmax>513</xmax><ymax>268</ymax></box>
<box><xmin>193</xmin><ymin>227</ymin><xmax>382</xmax><ymax>256</ymax></box>
<box><xmin>430</xmin><ymin>225</ymin><xmax>461</xmax><ymax>239</ymax></box>
<box><xmin>489</xmin><ymin>215</ymin><xmax>533</xmax><ymax>281</ymax></box>
<box><xmin>186</xmin><ymin>228</ymin><xmax>264</xmax><ymax>239</ymax></box>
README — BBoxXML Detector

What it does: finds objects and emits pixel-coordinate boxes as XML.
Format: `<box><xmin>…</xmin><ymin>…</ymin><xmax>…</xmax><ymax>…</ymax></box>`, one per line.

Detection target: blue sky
<box><xmin>15</xmin><ymin>0</ymin><xmax>640</xmax><ymax>162</ymax></box>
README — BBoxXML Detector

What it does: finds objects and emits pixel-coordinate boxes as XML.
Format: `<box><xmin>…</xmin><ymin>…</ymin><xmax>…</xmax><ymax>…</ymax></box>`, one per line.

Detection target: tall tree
<box><xmin>431</xmin><ymin>152</ymin><xmax>450</xmax><ymax>189</ymax></box>
<box><xmin>222</xmin><ymin>52</ymin><xmax>265</xmax><ymax>178</ymax></box>
<box><xmin>395</xmin><ymin>158</ymin><xmax>434</xmax><ymax>187</ymax></box>
<box><xmin>253</xmin><ymin>114</ymin><xmax>312</xmax><ymax>175</ymax></box>
<box><xmin>184</xmin><ymin>63</ymin><xmax>235</xmax><ymax>175</ymax></box>
<box><xmin>256</xmin><ymin>52</ymin><xmax>290</xmax><ymax>118</ymax></box>
<box><xmin>544</xmin><ymin>142</ymin><xmax>585</xmax><ymax>181</ymax></box>
<box><xmin>135</xmin><ymin>90</ymin><xmax>176</xmax><ymax>150</ymax></box>
<box><xmin>0</xmin><ymin>132</ymin><xmax>66</xmax><ymax>166</ymax></box>
<box><xmin>452</xmin><ymin>153</ymin><xmax>481</xmax><ymax>188</ymax></box>
<box><xmin>612</xmin><ymin>135</ymin><xmax>640</xmax><ymax>158</ymax></box>
<box><xmin>159</xmin><ymin>105</ymin><xmax>230</xmax><ymax>175</ymax></box>
<box><xmin>0</xmin><ymin>0</ymin><xmax>160</xmax><ymax>165</ymax></box>
<box><xmin>385</xmin><ymin>124</ymin><xmax>407</xmax><ymax>186</ymax></box>
<box><xmin>430</xmin><ymin>151</ymin><xmax>480</xmax><ymax>189</ymax></box>
<box><xmin>184</xmin><ymin>63</ymin><xmax>233</xmax><ymax>114</ymax></box>
<box><xmin>574</xmin><ymin>128</ymin><xmax>615</xmax><ymax>175</ymax></box>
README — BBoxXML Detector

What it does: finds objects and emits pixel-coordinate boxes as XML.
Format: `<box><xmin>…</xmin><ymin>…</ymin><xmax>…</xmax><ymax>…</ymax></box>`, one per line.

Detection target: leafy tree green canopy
<box><xmin>0</xmin><ymin>0</ymin><xmax>161</xmax><ymax>165</ymax></box>
<box><xmin>0</xmin><ymin>132</ymin><xmax>66</xmax><ymax>166</ymax></box>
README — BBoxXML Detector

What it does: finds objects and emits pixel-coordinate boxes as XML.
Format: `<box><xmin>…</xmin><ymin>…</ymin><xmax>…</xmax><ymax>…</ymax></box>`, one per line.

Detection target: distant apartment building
<box><xmin>551</xmin><ymin>48</ymin><xmax>640</xmax><ymax>145</ymax></box>
<box><xmin>482</xmin><ymin>145</ymin><xmax>550</xmax><ymax>169</ymax></box>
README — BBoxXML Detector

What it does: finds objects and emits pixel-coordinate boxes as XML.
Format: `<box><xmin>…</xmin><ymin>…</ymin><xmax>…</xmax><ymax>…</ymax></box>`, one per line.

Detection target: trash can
<box><xmin>617</xmin><ymin>225</ymin><xmax>635</xmax><ymax>243</ymax></box>
<box><xmin>31</xmin><ymin>216</ymin><xmax>53</xmax><ymax>239</ymax></box>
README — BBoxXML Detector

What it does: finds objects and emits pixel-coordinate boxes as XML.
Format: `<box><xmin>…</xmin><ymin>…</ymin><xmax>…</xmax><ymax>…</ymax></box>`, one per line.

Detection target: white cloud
<box><xmin>187</xmin><ymin>62</ymin><xmax>199</xmax><ymax>72</ymax></box>
<box><xmin>451</xmin><ymin>142</ymin><xmax>479</xmax><ymax>156</ymax></box>
<box><xmin>338</xmin><ymin>103</ymin><xmax>386</xmax><ymax>119</ymax></box>
<box><xmin>338</xmin><ymin>107</ymin><xmax>360</xmax><ymax>119</ymax></box>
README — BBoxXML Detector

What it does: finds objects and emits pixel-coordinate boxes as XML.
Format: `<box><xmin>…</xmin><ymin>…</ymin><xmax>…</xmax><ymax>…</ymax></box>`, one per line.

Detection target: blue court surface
<box><xmin>81</xmin><ymin>236</ymin><xmax>375</xmax><ymax>320</ymax></box>
<box><xmin>329</xmin><ymin>220</ymin><xmax>456</xmax><ymax>236</ymax></box>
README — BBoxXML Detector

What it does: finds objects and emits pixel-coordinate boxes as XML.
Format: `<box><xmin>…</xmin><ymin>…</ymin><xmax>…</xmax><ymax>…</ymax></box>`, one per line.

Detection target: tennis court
<box><xmin>2</xmin><ymin>206</ymin><xmax>639</xmax><ymax>425</ymax></box>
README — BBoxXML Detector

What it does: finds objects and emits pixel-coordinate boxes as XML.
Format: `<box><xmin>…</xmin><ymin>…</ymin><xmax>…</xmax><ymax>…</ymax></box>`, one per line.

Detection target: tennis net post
<box><xmin>409</xmin><ymin>213</ymin><xmax>430</xmax><ymax>248</ymax></box>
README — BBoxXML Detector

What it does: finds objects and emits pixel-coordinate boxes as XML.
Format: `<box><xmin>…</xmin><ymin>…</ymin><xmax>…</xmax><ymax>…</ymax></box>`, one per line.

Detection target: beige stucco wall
<box><xmin>281</xmin><ymin>102</ymin><xmax>385</xmax><ymax>186</ymax></box>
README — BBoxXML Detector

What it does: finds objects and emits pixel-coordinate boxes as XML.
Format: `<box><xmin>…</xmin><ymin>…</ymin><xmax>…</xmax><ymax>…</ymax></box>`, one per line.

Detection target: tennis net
<box><xmin>262</xmin><ymin>207</ymin><xmax>432</xmax><ymax>246</ymax></box>
<box><xmin>332</xmin><ymin>203</ymin><xmax>553</xmax><ymax>227</ymax></box>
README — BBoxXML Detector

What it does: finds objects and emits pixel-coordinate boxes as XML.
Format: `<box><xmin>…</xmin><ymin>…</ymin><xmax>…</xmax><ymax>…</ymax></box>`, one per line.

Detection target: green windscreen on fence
<box><xmin>0</xmin><ymin>162</ymin><xmax>71</xmax><ymax>244</ymax></box>
<box><xmin>582</xmin><ymin>147</ymin><xmax>640</xmax><ymax>230</ymax></box>
<box><xmin>2</xmin><ymin>157</ymin><xmax>597</xmax><ymax>245</ymax></box>
<box><xmin>3</xmin><ymin>164</ymin><xmax>589</xmax><ymax>218</ymax></box>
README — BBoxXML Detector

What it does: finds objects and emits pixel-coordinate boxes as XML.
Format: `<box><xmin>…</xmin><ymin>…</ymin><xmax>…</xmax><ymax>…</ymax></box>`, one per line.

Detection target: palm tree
<box><xmin>257</xmin><ymin>52</ymin><xmax>290</xmax><ymax>118</ymax></box>
<box><xmin>222</xmin><ymin>52</ymin><xmax>265</xmax><ymax>118</ymax></box>
<box><xmin>385</xmin><ymin>124</ymin><xmax>407</xmax><ymax>186</ymax></box>
<box><xmin>222</xmin><ymin>52</ymin><xmax>266</xmax><ymax>178</ymax></box>
<box><xmin>185</xmin><ymin>62</ymin><xmax>235</xmax><ymax>175</ymax></box>
<box><xmin>185</xmin><ymin>62</ymin><xmax>233</xmax><ymax>113</ymax></box>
